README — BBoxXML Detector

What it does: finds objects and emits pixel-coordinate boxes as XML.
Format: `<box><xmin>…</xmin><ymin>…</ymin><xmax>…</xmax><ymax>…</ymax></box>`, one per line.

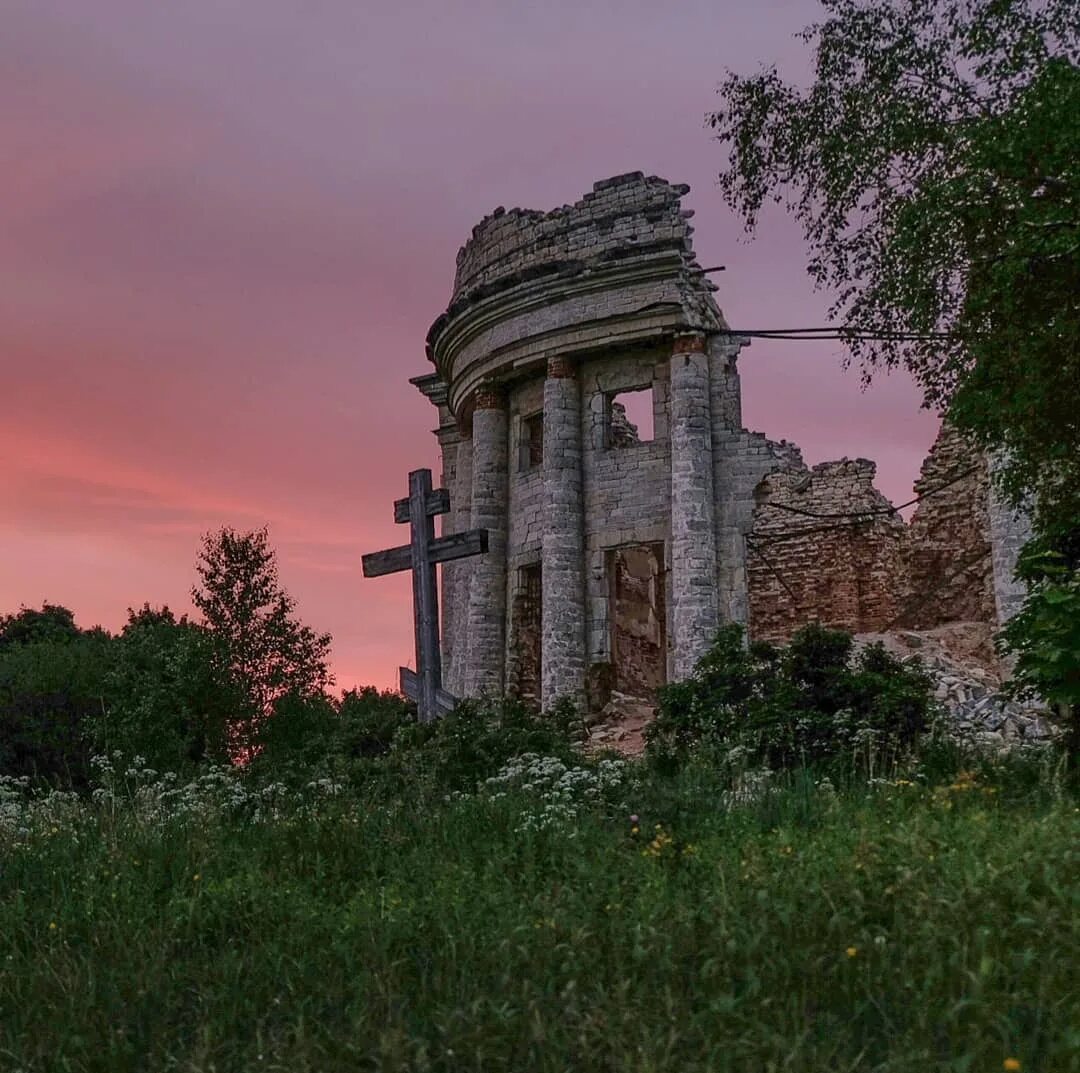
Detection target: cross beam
<box><xmin>361</xmin><ymin>468</ymin><xmax>488</xmax><ymax>723</ymax></box>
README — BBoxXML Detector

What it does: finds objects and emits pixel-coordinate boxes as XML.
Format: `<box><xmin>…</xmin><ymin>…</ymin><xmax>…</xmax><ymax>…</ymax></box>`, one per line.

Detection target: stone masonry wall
<box><xmin>747</xmin><ymin>423</ymin><xmax>1009</xmax><ymax>643</ymax></box>
<box><xmin>898</xmin><ymin>424</ymin><xmax>995</xmax><ymax>629</ymax></box>
<box><xmin>748</xmin><ymin>454</ymin><xmax>907</xmax><ymax>640</ymax></box>
<box><xmin>579</xmin><ymin>350</ymin><xmax>672</xmax><ymax>676</ymax></box>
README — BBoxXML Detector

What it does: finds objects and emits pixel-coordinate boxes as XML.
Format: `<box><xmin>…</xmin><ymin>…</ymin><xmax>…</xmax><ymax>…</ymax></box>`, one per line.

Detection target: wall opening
<box><xmin>607</xmin><ymin>387</ymin><xmax>654</xmax><ymax>447</ymax></box>
<box><xmin>510</xmin><ymin>562</ymin><xmax>542</xmax><ymax>707</ymax></box>
<box><xmin>519</xmin><ymin>411</ymin><xmax>544</xmax><ymax>472</ymax></box>
<box><xmin>609</xmin><ymin>543</ymin><xmax>666</xmax><ymax>698</ymax></box>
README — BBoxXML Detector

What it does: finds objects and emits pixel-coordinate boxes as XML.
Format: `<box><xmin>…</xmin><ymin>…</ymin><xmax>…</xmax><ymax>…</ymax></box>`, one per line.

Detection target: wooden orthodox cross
<box><xmin>361</xmin><ymin>468</ymin><xmax>488</xmax><ymax>723</ymax></box>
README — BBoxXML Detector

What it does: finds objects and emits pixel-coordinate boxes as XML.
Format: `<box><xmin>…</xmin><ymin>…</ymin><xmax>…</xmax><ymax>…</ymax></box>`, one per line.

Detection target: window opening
<box><xmin>520</xmin><ymin>411</ymin><xmax>544</xmax><ymax>471</ymax></box>
<box><xmin>608</xmin><ymin>387</ymin><xmax>654</xmax><ymax>446</ymax></box>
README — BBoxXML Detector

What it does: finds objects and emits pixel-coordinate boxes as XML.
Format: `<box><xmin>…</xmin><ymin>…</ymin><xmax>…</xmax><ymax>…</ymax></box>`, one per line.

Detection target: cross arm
<box><xmin>361</xmin><ymin>528</ymin><xmax>489</xmax><ymax>578</ymax></box>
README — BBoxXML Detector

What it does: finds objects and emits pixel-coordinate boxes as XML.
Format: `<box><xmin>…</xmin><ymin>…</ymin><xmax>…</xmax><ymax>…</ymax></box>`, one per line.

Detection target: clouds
<box><xmin>0</xmin><ymin>0</ymin><xmax>940</xmax><ymax>689</ymax></box>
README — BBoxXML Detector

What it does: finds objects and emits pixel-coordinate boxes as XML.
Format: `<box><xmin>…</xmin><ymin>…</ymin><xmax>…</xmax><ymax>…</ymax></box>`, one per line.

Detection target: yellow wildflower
<box><xmin>1003</xmin><ymin>1059</ymin><xmax>1021</xmax><ymax>1072</ymax></box>
<box><xmin>846</xmin><ymin>946</ymin><xmax>858</xmax><ymax>959</ymax></box>
<box><xmin>48</xmin><ymin>922</ymin><xmax>57</xmax><ymax>931</ymax></box>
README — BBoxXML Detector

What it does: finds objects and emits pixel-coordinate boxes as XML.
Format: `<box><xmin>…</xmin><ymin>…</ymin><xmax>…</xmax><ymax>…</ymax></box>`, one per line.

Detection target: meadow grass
<box><xmin>1</xmin><ymin>759</ymin><xmax>1078</xmax><ymax>1072</ymax></box>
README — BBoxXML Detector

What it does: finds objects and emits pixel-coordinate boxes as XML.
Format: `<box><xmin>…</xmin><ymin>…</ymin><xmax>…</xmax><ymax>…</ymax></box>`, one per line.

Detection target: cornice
<box><xmin>431</xmin><ymin>251</ymin><xmax>694</xmax><ymax>380</ymax></box>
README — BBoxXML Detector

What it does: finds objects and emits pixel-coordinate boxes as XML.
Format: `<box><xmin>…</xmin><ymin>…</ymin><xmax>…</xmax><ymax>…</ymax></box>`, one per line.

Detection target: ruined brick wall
<box><xmin>747</xmin><ymin>424</ymin><xmax>1003</xmax><ymax>642</ymax></box>
<box><xmin>748</xmin><ymin>452</ymin><xmax>907</xmax><ymax>640</ymax></box>
<box><xmin>897</xmin><ymin>425</ymin><xmax>995</xmax><ymax>628</ymax></box>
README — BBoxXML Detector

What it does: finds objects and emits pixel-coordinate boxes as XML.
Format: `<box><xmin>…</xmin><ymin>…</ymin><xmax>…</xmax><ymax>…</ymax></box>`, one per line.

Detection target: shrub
<box><xmin>0</xmin><ymin>632</ymin><xmax>116</xmax><ymax>788</ymax></box>
<box><xmin>646</xmin><ymin>623</ymin><xmax>933</xmax><ymax>776</ymax></box>
<box><xmin>388</xmin><ymin>696</ymin><xmax>586</xmax><ymax>796</ymax></box>
<box><xmin>98</xmin><ymin>608</ymin><xmax>239</xmax><ymax>773</ymax></box>
<box><xmin>999</xmin><ymin>540</ymin><xmax>1080</xmax><ymax>760</ymax></box>
<box><xmin>247</xmin><ymin>687</ymin><xmax>413</xmax><ymax>786</ymax></box>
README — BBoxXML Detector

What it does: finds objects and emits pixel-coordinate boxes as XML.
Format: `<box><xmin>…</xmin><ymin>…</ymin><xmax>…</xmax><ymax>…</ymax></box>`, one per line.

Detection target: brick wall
<box><xmin>897</xmin><ymin>424</ymin><xmax>995</xmax><ymax>628</ymax></box>
<box><xmin>748</xmin><ymin>455</ymin><xmax>906</xmax><ymax>640</ymax></box>
<box><xmin>747</xmin><ymin>424</ymin><xmax>1002</xmax><ymax>641</ymax></box>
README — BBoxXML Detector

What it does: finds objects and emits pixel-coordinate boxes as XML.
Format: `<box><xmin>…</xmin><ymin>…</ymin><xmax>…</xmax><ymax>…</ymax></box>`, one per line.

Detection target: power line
<box><xmin>720</xmin><ymin>326</ymin><xmax>962</xmax><ymax>342</ymax></box>
<box><xmin>758</xmin><ymin>462</ymin><xmax>981</xmax><ymax>523</ymax></box>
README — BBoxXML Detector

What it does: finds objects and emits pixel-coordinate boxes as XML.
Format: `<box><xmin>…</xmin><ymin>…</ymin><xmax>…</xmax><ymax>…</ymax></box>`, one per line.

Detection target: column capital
<box><xmin>546</xmin><ymin>355</ymin><xmax>578</xmax><ymax>379</ymax></box>
<box><xmin>672</xmin><ymin>332</ymin><xmax>707</xmax><ymax>356</ymax></box>
<box><xmin>472</xmin><ymin>384</ymin><xmax>506</xmax><ymax>411</ymax></box>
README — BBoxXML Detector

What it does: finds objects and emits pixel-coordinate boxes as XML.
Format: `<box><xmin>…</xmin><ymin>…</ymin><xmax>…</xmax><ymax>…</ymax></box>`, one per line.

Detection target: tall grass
<box><xmin>1</xmin><ymin>754</ymin><xmax>1078</xmax><ymax>1072</ymax></box>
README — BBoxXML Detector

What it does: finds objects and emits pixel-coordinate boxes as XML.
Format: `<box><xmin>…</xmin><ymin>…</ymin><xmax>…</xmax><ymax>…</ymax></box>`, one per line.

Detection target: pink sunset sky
<box><xmin>1</xmin><ymin>0</ymin><xmax>940</xmax><ymax>692</ymax></box>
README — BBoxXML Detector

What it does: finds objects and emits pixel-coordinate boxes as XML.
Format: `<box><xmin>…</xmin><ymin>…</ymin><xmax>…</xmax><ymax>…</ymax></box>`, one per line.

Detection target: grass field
<box><xmin>2</xmin><ymin>753</ymin><xmax>1078</xmax><ymax>1072</ymax></box>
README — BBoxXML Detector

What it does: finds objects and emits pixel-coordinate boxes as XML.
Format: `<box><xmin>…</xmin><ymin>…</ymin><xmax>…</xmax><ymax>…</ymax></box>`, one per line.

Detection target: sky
<box><xmin>1</xmin><ymin>0</ymin><xmax>940</xmax><ymax>692</ymax></box>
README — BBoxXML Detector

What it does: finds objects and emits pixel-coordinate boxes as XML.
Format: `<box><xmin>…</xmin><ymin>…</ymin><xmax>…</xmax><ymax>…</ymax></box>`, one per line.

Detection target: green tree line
<box><xmin>0</xmin><ymin>527</ymin><xmax>406</xmax><ymax>787</ymax></box>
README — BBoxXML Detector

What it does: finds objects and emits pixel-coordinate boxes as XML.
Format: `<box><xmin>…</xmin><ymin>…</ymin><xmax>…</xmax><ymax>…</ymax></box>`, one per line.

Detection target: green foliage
<box><xmin>647</xmin><ymin>623</ymin><xmax>933</xmax><ymax>774</ymax></box>
<box><xmin>191</xmin><ymin>527</ymin><xmax>334</xmax><ymax>749</ymax></box>
<box><xmin>245</xmin><ymin>687</ymin><xmax>414</xmax><ymax>786</ymax></box>
<box><xmin>97</xmin><ymin>605</ymin><xmax>239</xmax><ymax>773</ymax></box>
<box><xmin>335</xmin><ymin>686</ymin><xmax>415</xmax><ymax>760</ymax></box>
<box><xmin>0</xmin><ymin>627</ymin><xmax>116</xmax><ymax>787</ymax></box>
<box><xmin>387</xmin><ymin>696</ymin><xmax>585</xmax><ymax>796</ymax></box>
<box><xmin>711</xmin><ymin>0</ymin><xmax>1080</xmax><ymax>535</ymax></box>
<box><xmin>0</xmin><ymin>603</ymin><xmax>82</xmax><ymax>651</ymax></box>
<box><xmin>1001</xmin><ymin>544</ymin><xmax>1080</xmax><ymax>755</ymax></box>
<box><xmin>1</xmin><ymin>762</ymin><xmax>1076</xmax><ymax>1070</ymax></box>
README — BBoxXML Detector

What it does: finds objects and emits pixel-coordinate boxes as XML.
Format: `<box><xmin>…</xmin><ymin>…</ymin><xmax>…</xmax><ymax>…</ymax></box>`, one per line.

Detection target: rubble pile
<box><xmin>855</xmin><ymin>625</ymin><xmax>1061</xmax><ymax>747</ymax></box>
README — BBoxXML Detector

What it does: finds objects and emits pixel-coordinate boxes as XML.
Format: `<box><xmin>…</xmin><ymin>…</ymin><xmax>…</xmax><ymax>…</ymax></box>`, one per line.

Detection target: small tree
<box><xmin>100</xmin><ymin>604</ymin><xmax>239</xmax><ymax>770</ymax></box>
<box><xmin>191</xmin><ymin>527</ymin><xmax>333</xmax><ymax>747</ymax></box>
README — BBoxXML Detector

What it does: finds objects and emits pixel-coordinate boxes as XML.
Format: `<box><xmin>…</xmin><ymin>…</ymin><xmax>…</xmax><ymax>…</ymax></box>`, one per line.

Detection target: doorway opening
<box><xmin>609</xmin><ymin>543</ymin><xmax>666</xmax><ymax>698</ymax></box>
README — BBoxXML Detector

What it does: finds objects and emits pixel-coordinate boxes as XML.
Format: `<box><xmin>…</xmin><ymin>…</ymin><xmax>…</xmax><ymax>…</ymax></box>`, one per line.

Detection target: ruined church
<box><xmin>412</xmin><ymin>172</ymin><xmax>1028</xmax><ymax>715</ymax></box>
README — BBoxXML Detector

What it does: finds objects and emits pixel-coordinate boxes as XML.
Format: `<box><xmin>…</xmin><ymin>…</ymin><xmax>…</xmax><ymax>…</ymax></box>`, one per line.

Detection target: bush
<box><xmin>0</xmin><ymin>633</ymin><xmax>116</xmax><ymax>788</ymax></box>
<box><xmin>646</xmin><ymin>623</ymin><xmax>933</xmax><ymax>776</ymax></box>
<box><xmin>999</xmin><ymin>540</ymin><xmax>1080</xmax><ymax>760</ymax></box>
<box><xmin>387</xmin><ymin>696</ymin><xmax>586</xmax><ymax>796</ymax></box>
<box><xmin>246</xmin><ymin>687</ymin><xmax>413</xmax><ymax>786</ymax></box>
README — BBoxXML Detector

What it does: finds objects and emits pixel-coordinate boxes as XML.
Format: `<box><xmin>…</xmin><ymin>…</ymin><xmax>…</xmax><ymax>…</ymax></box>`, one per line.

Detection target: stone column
<box><xmin>541</xmin><ymin>355</ymin><xmax>586</xmax><ymax>708</ymax></box>
<box><xmin>670</xmin><ymin>332</ymin><xmax>719</xmax><ymax>678</ymax></box>
<box><xmin>436</xmin><ymin>424</ymin><xmax>462</xmax><ymax>696</ymax></box>
<box><xmin>445</xmin><ymin>422</ymin><xmax>473</xmax><ymax>698</ymax></box>
<box><xmin>465</xmin><ymin>387</ymin><xmax>509</xmax><ymax>696</ymax></box>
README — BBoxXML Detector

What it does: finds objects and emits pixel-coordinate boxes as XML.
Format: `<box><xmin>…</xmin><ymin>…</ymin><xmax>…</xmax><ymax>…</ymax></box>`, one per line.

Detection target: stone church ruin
<box><xmin>412</xmin><ymin>172</ymin><xmax>1031</xmax><ymax>727</ymax></box>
